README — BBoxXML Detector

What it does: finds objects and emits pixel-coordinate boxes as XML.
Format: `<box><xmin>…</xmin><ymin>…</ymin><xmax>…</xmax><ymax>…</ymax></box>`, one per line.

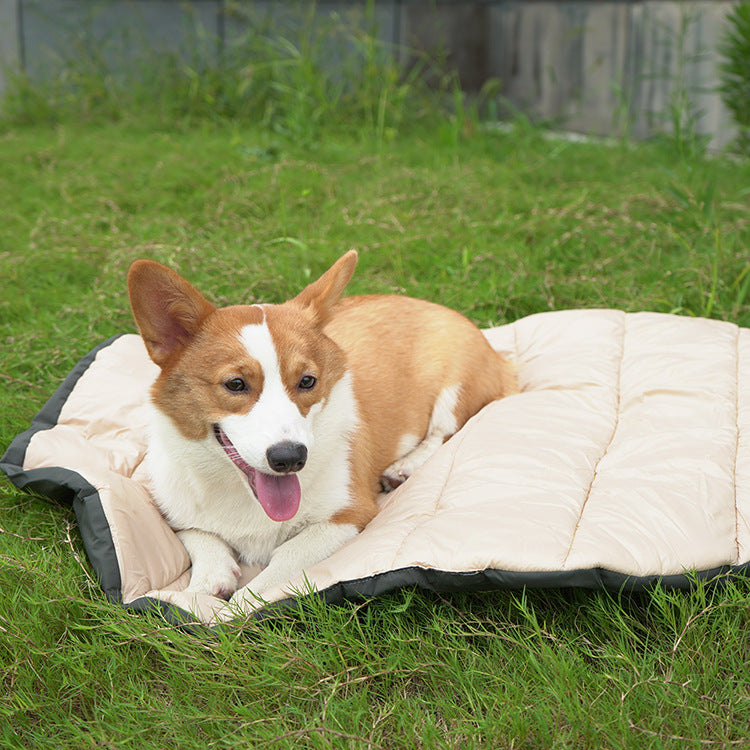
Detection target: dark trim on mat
<box><xmin>124</xmin><ymin>597</ymin><xmax>217</xmax><ymax>636</ymax></box>
<box><xmin>117</xmin><ymin>559</ymin><xmax>750</xmax><ymax>631</ymax></box>
<box><xmin>0</xmin><ymin>335</ymin><xmax>126</xmax><ymax>602</ymax></box>
<box><xmin>314</xmin><ymin>562</ymin><xmax>750</xmax><ymax>602</ymax></box>
<box><xmin>259</xmin><ymin>560</ymin><xmax>750</xmax><ymax>623</ymax></box>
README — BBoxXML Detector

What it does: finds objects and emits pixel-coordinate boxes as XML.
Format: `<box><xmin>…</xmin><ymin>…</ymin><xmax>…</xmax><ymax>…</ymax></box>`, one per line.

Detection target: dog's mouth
<box><xmin>212</xmin><ymin>425</ymin><xmax>301</xmax><ymax>522</ymax></box>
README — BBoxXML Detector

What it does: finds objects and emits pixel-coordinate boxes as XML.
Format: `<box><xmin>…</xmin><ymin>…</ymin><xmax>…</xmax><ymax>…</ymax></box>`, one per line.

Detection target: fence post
<box><xmin>0</xmin><ymin>0</ymin><xmax>22</xmax><ymax>99</ymax></box>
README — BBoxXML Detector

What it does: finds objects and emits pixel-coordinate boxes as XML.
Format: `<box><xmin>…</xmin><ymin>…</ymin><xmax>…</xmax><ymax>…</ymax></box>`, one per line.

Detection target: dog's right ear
<box><xmin>127</xmin><ymin>260</ymin><xmax>216</xmax><ymax>367</ymax></box>
<box><xmin>292</xmin><ymin>249</ymin><xmax>358</xmax><ymax>326</ymax></box>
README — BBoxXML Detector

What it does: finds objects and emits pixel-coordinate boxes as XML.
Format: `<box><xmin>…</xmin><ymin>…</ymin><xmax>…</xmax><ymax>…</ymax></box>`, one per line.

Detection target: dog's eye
<box><xmin>298</xmin><ymin>374</ymin><xmax>317</xmax><ymax>391</ymax></box>
<box><xmin>224</xmin><ymin>378</ymin><xmax>247</xmax><ymax>393</ymax></box>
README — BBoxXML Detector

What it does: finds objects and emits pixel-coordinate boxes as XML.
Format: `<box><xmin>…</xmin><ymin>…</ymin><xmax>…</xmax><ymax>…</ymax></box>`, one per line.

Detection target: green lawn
<box><xmin>1</xmin><ymin>118</ymin><xmax>749</xmax><ymax>748</ymax></box>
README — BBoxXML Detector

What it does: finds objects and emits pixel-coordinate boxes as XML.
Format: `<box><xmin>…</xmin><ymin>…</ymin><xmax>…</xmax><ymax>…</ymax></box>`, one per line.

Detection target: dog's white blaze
<box><xmin>219</xmin><ymin>316</ymin><xmax>315</xmax><ymax>471</ymax></box>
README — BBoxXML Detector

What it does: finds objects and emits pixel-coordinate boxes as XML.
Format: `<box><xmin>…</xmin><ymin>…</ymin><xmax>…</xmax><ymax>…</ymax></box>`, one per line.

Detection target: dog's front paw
<box><xmin>186</xmin><ymin>561</ymin><xmax>241</xmax><ymax>600</ymax></box>
<box><xmin>380</xmin><ymin>465</ymin><xmax>410</xmax><ymax>492</ymax></box>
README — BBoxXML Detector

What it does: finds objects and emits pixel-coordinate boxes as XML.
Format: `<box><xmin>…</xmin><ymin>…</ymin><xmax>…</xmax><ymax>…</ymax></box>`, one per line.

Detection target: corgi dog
<box><xmin>128</xmin><ymin>251</ymin><xmax>517</xmax><ymax>608</ymax></box>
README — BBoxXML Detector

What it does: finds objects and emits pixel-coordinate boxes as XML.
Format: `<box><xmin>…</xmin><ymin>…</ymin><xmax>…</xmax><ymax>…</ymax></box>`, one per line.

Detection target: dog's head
<box><xmin>127</xmin><ymin>251</ymin><xmax>357</xmax><ymax>521</ymax></box>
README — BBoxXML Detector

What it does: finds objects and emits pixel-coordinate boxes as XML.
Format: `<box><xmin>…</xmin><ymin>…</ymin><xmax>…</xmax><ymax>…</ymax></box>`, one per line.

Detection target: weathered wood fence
<box><xmin>0</xmin><ymin>1</ymin><xmax>737</xmax><ymax>149</ymax></box>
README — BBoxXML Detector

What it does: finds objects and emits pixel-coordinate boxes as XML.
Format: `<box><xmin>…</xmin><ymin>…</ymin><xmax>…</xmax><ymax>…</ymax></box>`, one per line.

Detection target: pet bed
<box><xmin>2</xmin><ymin>309</ymin><xmax>748</xmax><ymax>626</ymax></box>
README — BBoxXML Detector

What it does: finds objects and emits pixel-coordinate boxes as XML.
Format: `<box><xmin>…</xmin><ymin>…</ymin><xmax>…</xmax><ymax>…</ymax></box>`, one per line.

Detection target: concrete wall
<box><xmin>0</xmin><ymin>0</ymin><xmax>737</xmax><ymax>149</ymax></box>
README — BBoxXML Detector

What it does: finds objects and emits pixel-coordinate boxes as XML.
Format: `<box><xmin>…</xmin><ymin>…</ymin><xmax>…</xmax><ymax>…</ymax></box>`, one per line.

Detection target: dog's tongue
<box><xmin>254</xmin><ymin>471</ymin><xmax>301</xmax><ymax>522</ymax></box>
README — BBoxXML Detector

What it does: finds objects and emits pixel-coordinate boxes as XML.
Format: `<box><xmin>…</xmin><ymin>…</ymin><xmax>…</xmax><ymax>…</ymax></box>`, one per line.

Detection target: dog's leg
<box><xmin>179</xmin><ymin>528</ymin><xmax>241</xmax><ymax>599</ymax></box>
<box><xmin>229</xmin><ymin>521</ymin><xmax>358</xmax><ymax>609</ymax></box>
<box><xmin>381</xmin><ymin>384</ymin><xmax>460</xmax><ymax>491</ymax></box>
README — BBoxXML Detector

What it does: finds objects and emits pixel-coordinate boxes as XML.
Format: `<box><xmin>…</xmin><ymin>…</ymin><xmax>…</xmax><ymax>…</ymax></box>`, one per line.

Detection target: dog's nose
<box><xmin>266</xmin><ymin>442</ymin><xmax>307</xmax><ymax>474</ymax></box>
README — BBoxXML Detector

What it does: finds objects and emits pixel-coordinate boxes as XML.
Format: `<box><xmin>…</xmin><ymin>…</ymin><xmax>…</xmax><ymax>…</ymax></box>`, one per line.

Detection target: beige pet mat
<box><xmin>3</xmin><ymin>310</ymin><xmax>749</xmax><ymax>626</ymax></box>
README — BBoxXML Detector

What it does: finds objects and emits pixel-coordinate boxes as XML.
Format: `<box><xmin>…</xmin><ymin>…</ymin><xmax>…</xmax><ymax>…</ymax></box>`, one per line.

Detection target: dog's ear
<box><xmin>292</xmin><ymin>250</ymin><xmax>358</xmax><ymax>326</ymax></box>
<box><xmin>127</xmin><ymin>260</ymin><xmax>216</xmax><ymax>367</ymax></box>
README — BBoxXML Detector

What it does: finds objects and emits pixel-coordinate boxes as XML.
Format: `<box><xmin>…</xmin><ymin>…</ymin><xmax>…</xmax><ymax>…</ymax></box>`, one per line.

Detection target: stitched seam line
<box><xmin>389</xmin><ymin>422</ymin><xmax>474</xmax><ymax>566</ymax></box>
<box><xmin>389</xmin><ymin>320</ymin><xmax>520</xmax><ymax>568</ymax></box>
<box><xmin>562</xmin><ymin>315</ymin><xmax>625</xmax><ymax>567</ymax></box>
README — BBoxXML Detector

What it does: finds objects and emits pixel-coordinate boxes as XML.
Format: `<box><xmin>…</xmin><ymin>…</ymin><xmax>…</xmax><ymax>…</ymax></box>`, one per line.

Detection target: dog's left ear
<box><xmin>292</xmin><ymin>250</ymin><xmax>358</xmax><ymax>326</ymax></box>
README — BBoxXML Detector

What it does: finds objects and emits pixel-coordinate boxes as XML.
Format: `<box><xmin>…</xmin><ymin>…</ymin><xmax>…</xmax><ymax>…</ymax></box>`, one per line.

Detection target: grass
<box><xmin>1</xmin><ymin>118</ymin><xmax>749</xmax><ymax>749</ymax></box>
<box><xmin>2</xmin><ymin>10</ymin><xmax>750</xmax><ymax>745</ymax></box>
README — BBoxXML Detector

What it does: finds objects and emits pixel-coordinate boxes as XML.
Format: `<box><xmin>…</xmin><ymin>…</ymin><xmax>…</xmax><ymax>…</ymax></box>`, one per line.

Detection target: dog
<box><xmin>128</xmin><ymin>250</ymin><xmax>517</xmax><ymax>608</ymax></box>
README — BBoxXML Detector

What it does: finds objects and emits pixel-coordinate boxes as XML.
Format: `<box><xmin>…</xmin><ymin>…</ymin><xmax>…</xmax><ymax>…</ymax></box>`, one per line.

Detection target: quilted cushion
<box><xmin>2</xmin><ymin>309</ymin><xmax>748</xmax><ymax>625</ymax></box>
